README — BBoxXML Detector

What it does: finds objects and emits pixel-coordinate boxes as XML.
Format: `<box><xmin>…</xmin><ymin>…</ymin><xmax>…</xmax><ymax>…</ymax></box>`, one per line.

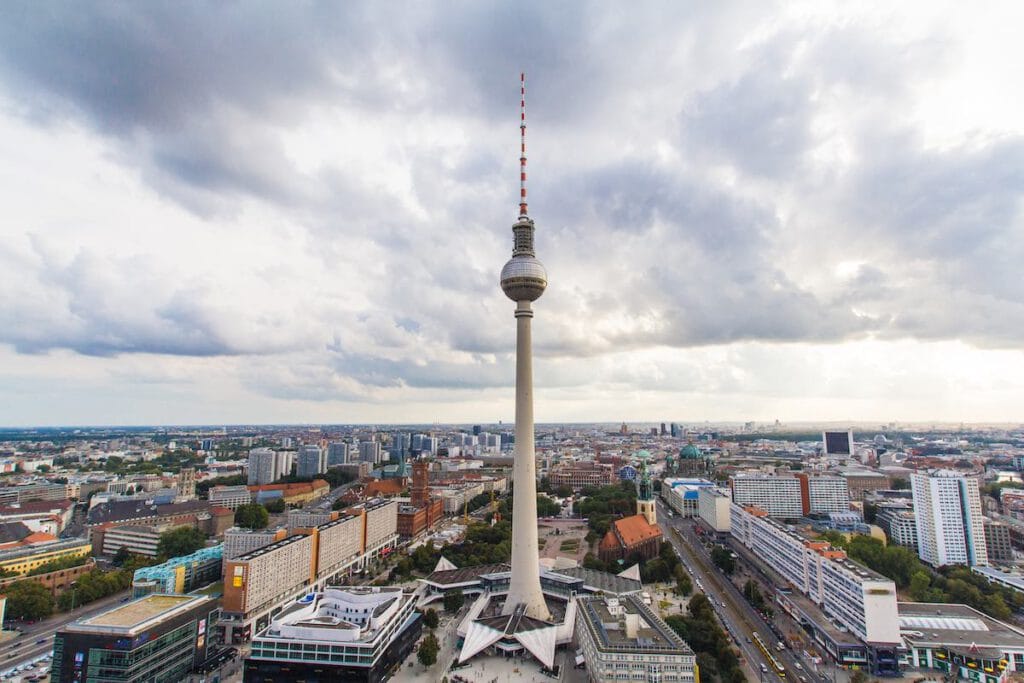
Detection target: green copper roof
<box><xmin>679</xmin><ymin>444</ymin><xmax>701</xmax><ymax>459</ymax></box>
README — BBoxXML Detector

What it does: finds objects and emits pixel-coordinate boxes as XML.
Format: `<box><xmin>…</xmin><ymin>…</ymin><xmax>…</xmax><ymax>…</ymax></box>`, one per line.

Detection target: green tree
<box><xmin>417</xmin><ymin>632</ymin><xmax>439</xmax><ymax>667</ymax></box>
<box><xmin>234</xmin><ymin>503</ymin><xmax>269</xmax><ymax>530</ymax></box>
<box><xmin>156</xmin><ymin>526</ymin><xmax>206</xmax><ymax>560</ymax></box>
<box><xmin>443</xmin><ymin>590</ymin><xmax>465</xmax><ymax>613</ymax></box>
<box><xmin>710</xmin><ymin>546</ymin><xmax>736</xmax><ymax>575</ymax></box>
<box><xmin>891</xmin><ymin>478</ymin><xmax>910</xmax><ymax>490</ymax></box>
<box><xmin>850</xmin><ymin>669</ymin><xmax>869</xmax><ymax>683</ymax></box>
<box><xmin>265</xmin><ymin>498</ymin><xmax>286</xmax><ymax>513</ymax></box>
<box><xmin>5</xmin><ymin>580</ymin><xmax>55</xmax><ymax>620</ymax></box>
<box><xmin>536</xmin><ymin>495</ymin><xmax>561</xmax><ymax>517</ymax></box>
<box><xmin>422</xmin><ymin>608</ymin><xmax>439</xmax><ymax>630</ymax></box>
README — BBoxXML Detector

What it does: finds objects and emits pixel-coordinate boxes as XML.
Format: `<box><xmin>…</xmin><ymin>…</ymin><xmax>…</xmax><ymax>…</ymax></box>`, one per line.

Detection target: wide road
<box><xmin>658</xmin><ymin>499</ymin><xmax>811</xmax><ymax>682</ymax></box>
<box><xmin>0</xmin><ymin>587</ymin><xmax>133</xmax><ymax>673</ymax></box>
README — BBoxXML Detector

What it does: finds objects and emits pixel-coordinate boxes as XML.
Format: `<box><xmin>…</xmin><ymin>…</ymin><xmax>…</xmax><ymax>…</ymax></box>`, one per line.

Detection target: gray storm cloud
<box><xmin>0</xmin><ymin>1</ymin><xmax>1021</xmax><ymax>403</ymax></box>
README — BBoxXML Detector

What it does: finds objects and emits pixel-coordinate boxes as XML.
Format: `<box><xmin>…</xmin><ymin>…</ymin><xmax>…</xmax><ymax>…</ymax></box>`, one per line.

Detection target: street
<box><xmin>657</xmin><ymin>498</ymin><xmax>817</xmax><ymax>682</ymax></box>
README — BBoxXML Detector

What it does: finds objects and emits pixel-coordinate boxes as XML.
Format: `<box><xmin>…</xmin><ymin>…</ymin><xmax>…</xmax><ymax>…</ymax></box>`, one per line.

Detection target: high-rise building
<box><xmin>498</xmin><ymin>74</ymin><xmax>550</xmax><ymax>621</ymax></box>
<box><xmin>296</xmin><ymin>445</ymin><xmax>325</xmax><ymax>479</ymax></box>
<box><xmin>209</xmin><ymin>485</ymin><xmax>252</xmax><ymax>510</ymax></box>
<box><xmin>730</xmin><ymin>473</ymin><xmax>850</xmax><ymax>517</ymax></box>
<box><xmin>247</xmin><ymin>448</ymin><xmax>279</xmax><ymax>486</ymax></box>
<box><xmin>326</xmin><ymin>441</ymin><xmax>349</xmax><ymax>467</ymax></box>
<box><xmin>358</xmin><ymin>441</ymin><xmax>381</xmax><ymax>465</ymax></box>
<box><xmin>911</xmin><ymin>470</ymin><xmax>988</xmax><ymax>567</ymax></box>
<box><xmin>823</xmin><ymin>430</ymin><xmax>854</xmax><ymax>456</ymax></box>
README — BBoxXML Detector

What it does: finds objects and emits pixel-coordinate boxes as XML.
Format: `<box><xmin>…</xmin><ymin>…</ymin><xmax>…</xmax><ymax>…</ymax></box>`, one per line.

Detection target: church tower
<box><xmin>636</xmin><ymin>460</ymin><xmax>657</xmax><ymax>526</ymax></box>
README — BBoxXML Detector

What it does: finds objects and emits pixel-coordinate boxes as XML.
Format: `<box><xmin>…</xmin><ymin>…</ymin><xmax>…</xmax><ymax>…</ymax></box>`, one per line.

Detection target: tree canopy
<box><xmin>234</xmin><ymin>503</ymin><xmax>269</xmax><ymax>530</ymax></box>
<box><xmin>156</xmin><ymin>526</ymin><xmax>206</xmax><ymax>560</ymax></box>
<box><xmin>4</xmin><ymin>580</ymin><xmax>54</xmax><ymax>621</ymax></box>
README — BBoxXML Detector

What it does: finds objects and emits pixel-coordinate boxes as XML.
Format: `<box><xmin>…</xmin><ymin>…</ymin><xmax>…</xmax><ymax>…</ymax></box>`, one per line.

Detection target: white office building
<box><xmin>730</xmin><ymin>474</ymin><xmax>803</xmax><ymax>517</ymax></box>
<box><xmin>247</xmin><ymin>448</ymin><xmax>280</xmax><ymax>485</ymax></box>
<box><xmin>209</xmin><ymin>485</ymin><xmax>252</xmax><ymax>510</ymax></box>
<box><xmin>731</xmin><ymin>504</ymin><xmax>900</xmax><ymax>649</ymax></box>
<box><xmin>911</xmin><ymin>470</ymin><xmax>988</xmax><ymax>567</ymax></box>
<box><xmin>697</xmin><ymin>487</ymin><xmax>732</xmax><ymax>533</ymax></box>
<box><xmin>574</xmin><ymin>594</ymin><xmax>697</xmax><ymax>682</ymax></box>
<box><xmin>807</xmin><ymin>476</ymin><xmax>851</xmax><ymax>514</ymax></box>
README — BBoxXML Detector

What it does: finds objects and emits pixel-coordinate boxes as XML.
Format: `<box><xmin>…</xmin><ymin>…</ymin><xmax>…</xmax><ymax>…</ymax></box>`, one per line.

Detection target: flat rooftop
<box><xmin>578</xmin><ymin>595</ymin><xmax>691</xmax><ymax>655</ymax></box>
<box><xmin>66</xmin><ymin>594</ymin><xmax>210</xmax><ymax>636</ymax></box>
<box><xmin>899</xmin><ymin>602</ymin><xmax>1024</xmax><ymax>655</ymax></box>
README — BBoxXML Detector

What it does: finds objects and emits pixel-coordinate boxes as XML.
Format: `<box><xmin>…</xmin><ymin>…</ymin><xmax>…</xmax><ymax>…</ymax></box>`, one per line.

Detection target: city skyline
<box><xmin>1</xmin><ymin>3</ymin><xmax>1023</xmax><ymax>426</ymax></box>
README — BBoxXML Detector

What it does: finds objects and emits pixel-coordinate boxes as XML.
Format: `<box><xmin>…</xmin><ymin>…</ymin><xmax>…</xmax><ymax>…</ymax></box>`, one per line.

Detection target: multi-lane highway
<box><xmin>658</xmin><ymin>498</ymin><xmax>815</xmax><ymax>682</ymax></box>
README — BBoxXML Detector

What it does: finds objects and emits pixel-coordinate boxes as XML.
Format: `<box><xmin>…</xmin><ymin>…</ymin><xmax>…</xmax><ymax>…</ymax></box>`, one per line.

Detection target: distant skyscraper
<box><xmin>358</xmin><ymin>441</ymin><xmax>381</xmax><ymax>465</ymax></box>
<box><xmin>297</xmin><ymin>445</ymin><xmax>325</xmax><ymax>479</ymax></box>
<box><xmin>499</xmin><ymin>73</ymin><xmax>549</xmax><ymax>621</ymax></box>
<box><xmin>327</xmin><ymin>442</ymin><xmax>349</xmax><ymax>466</ymax></box>
<box><xmin>248</xmin><ymin>448</ymin><xmax>280</xmax><ymax>486</ymax></box>
<box><xmin>823</xmin><ymin>430</ymin><xmax>854</xmax><ymax>456</ymax></box>
<box><xmin>911</xmin><ymin>470</ymin><xmax>988</xmax><ymax>567</ymax></box>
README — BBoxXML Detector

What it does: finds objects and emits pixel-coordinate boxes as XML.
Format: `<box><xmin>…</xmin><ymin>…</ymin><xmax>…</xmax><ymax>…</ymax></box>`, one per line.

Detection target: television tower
<box><xmin>499</xmin><ymin>73</ymin><xmax>550</xmax><ymax>621</ymax></box>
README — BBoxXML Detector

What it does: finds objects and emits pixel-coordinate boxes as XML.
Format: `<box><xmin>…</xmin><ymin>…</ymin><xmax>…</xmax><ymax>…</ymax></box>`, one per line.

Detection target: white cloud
<box><xmin>0</xmin><ymin>2</ymin><xmax>1022</xmax><ymax>424</ymax></box>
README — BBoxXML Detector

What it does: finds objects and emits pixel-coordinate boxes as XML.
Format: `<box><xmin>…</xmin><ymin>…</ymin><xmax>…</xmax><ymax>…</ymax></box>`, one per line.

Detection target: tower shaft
<box><xmin>503</xmin><ymin>300</ymin><xmax>550</xmax><ymax>620</ymax></box>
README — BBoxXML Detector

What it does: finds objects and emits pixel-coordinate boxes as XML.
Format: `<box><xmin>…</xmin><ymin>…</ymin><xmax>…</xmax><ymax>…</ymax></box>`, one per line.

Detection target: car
<box><xmin>35</xmin><ymin>639</ymin><xmax>47</xmax><ymax>645</ymax></box>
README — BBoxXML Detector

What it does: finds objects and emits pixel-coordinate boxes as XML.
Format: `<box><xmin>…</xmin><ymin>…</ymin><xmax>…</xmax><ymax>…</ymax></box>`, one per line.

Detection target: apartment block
<box><xmin>730</xmin><ymin>474</ymin><xmax>803</xmax><ymax>517</ymax></box>
<box><xmin>224</xmin><ymin>526</ymin><xmax>288</xmax><ymax>560</ymax></box>
<box><xmin>222</xmin><ymin>532</ymin><xmax>317</xmax><ymax>642</ymax></box>
<box><xmin>731</xmin><ymin>503</ymin><xmax>900</xmax><ymax>674</ymax></box>
<box><xmin>911</xmin><ymin>470</ymin><xmax>988</xmax><ymax>567</ymax></box>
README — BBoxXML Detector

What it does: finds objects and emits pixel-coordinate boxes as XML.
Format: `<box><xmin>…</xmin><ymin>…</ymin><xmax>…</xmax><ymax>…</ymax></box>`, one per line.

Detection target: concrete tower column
<box><xmin>503</xmin><ymin>300</ymin><xmax>550</xmax><ymax>620</ymax></box>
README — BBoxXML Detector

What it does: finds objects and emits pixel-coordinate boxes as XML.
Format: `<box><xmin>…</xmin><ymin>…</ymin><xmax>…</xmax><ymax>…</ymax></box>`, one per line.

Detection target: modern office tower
<box><xmin>279</xmin><ymin>437</ymin><xmax>293</xmax><ymax>448</ymax></box>
<box><xmin>730</xmin><ymin>474</ymin><xmax>803</xmax><ymax>517</ymax></box>
<box><xmin>209</xmin><ymin>485</ymin><xmax>252</xmax><ymax>510</ymax></box>
<box><xmin>51</xmin><ymin>594</ymin><xmax>219</xmax><ymax>683</ymax></box>
<box><xmin>670</xmin><ymin>422</ymin><xmax>680</xmax><ymax>438</ymax></box>
<box><xmin>498</xmin><ymin>73</ymin><xmax>550</xmax><ymax>621</ymax></box>
<box><xmin>327</xmin><ymin>441</ymin><xmax>349</xmax><ymax>466</ymax></box>
<box><xmin>201</xmin><ymin>438</ymin><xmax>215</xmax><ymax>451</ymax></box>
<box><xmin>244</xmin><ymin>587</ymin><xmax>421</xmax><ymax>682</ymax></box>
<box><xmin>574</xmin><ymin>594</ymin><xmax>697</xmax><ymax>683</ymax></box>
<box><xmin>296</xmin><ymin>445</ymin><xmax>325</xmax><ymax>479</ymax></box>
<box><xmin>391</xmin><ymin>432</ymin><xmax>409</xmax><ymax>454</ymax></box>
<box><xmin>911</xmin><ymin>470</ymin><xmax>988</xmax><ymax>567</ymax></box>
<box><xmin>358</xmin><ymin>441</ymin><xmax>381</xmax><ymax>465</ymax></box>
<box><xmin>472</xmin><ymin>425</ymin><xmax>482</xmax><ymax>436</ymax></box>
<box><xmin>823</xmin><ymin>430</ymin><xmax>854</xmax><ymax>456</ymax></box>
<box><xmin>247</xmin><ymin>448</ymin><xmax>279</xmax><ymax>486</ymax></box>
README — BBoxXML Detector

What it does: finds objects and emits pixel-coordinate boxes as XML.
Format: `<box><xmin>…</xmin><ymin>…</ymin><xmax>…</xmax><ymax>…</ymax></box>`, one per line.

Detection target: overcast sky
<box><xmin>1</xmin><ymin>2</ymin><xmax>1022</xmax><ymax>427</ymax></box>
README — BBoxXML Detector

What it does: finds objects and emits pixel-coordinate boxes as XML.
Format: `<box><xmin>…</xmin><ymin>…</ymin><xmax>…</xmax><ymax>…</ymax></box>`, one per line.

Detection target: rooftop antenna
<box><xmin>519</xmin><ymin>72</ymin><xmax>528</xmax><ymax>217</ymax></box>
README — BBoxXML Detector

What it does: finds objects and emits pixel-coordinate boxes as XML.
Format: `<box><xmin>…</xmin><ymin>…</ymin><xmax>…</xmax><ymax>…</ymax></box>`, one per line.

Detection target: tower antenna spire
<box><xmin>519</xmin><ymin>72</ymin><xmax>528</xmax><ymax>217</ymax></box>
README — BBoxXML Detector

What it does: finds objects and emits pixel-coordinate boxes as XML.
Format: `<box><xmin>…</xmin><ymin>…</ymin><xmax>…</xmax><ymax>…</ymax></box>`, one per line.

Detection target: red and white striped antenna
<box><xmin>519</xmin><ymin>72</ymin><xmax>528</xmax><ymax>217</ymax></box>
